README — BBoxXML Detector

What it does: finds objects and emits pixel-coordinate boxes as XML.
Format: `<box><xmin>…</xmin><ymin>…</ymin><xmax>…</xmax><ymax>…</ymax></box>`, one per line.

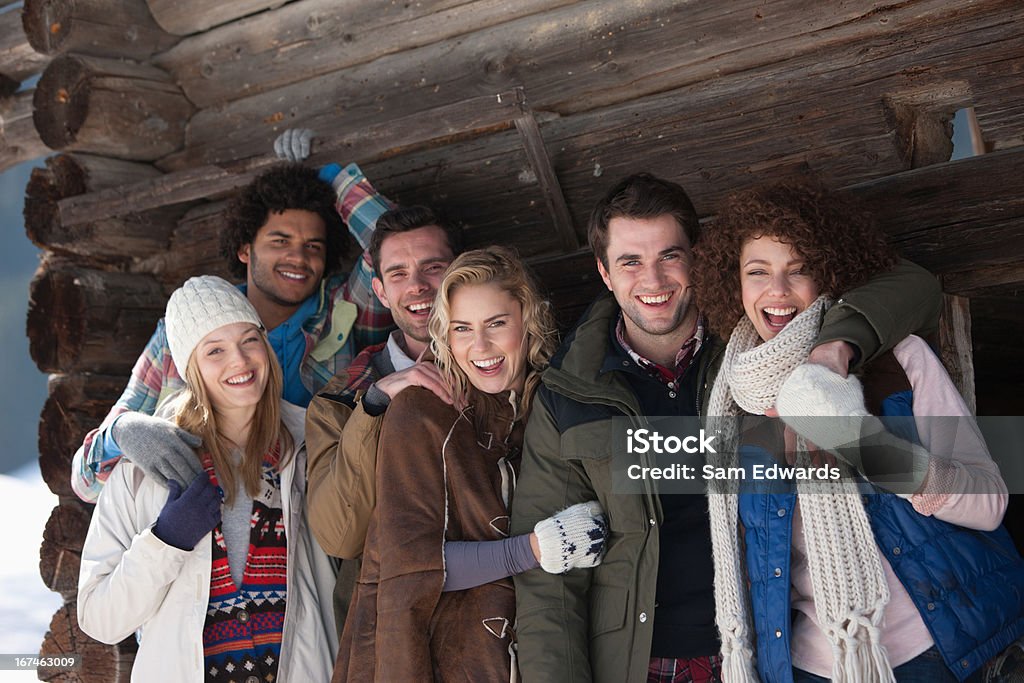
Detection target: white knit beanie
<box><xmin>165</xmin><ymin>275</ymin><xmax>262</xmax><ymax>372</ymax></box>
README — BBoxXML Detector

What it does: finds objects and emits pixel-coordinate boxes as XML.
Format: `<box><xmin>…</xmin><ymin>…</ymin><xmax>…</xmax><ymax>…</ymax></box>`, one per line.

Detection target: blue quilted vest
<box><xmin>738</xmin><ymin>374</ymin><xmax>1024</xmax><ymax>683</ymax></box>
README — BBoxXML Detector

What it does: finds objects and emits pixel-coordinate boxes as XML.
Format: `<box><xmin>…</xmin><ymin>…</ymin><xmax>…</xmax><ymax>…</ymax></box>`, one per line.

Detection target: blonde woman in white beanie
<box><xmin>78</xmin><ymin>275</ymin><xmax>336</xmax><ymax>683</ymax></box>
<box><xmin>692</xmin><ymin>182</ymin><xmax>1024</xmax><ymax>683</ymax></box>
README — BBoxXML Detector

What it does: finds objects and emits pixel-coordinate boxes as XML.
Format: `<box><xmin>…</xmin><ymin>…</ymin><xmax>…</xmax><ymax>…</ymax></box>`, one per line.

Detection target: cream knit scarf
<box><xmin>706</xmin><ymin>296</ymin><xmax>894</xmax><ymax>683</ymax></box>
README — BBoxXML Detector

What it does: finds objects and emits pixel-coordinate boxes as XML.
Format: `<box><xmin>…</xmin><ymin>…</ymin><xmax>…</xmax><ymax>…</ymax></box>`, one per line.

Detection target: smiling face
<box><xmin>740</xmin><ymin>235</ymin><xmax>821</xmax><ymax>342</ymax></box>
<box><xmin>193</xmin><ymin>322</ymin><xmax>270</xmax><ymax>415</ymax></box>
<box><xmin>238</xmin><ymin>209</ymin><xmax>327</xmax><ymax>326</ymax></box>
<box><xmin>596</xmin><ymin>214</ymin><xmax>697</xmax><ymax>364</ymax></box>
<box><xmin>447</xmin><ymin>282</ymin><xmax>528</xmax><ymax>395</ymax></box>
<box><xmin>371</xmin><ymin>225</ymin><xmax>455</xmax><ymax>357</ymax></box>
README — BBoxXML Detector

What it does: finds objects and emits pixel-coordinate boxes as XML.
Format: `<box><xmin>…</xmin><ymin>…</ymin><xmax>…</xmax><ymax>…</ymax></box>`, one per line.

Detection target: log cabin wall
<box><xmin>4</xmin><ymin>0</ymin><xmax>1021</xmax><ymax>679</ymax></box>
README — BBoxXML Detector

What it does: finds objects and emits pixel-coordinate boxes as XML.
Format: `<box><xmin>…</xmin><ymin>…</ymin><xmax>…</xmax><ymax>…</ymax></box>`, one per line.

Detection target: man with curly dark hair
<box><xmin>71</xmin><ymin>160</ymin><xmax>395</xmax><ymax>503</ymax></box>
<box><xmin>511</xmin><ymin>172</ymin><xmax>945</xmax><ymax>683</ymax></box>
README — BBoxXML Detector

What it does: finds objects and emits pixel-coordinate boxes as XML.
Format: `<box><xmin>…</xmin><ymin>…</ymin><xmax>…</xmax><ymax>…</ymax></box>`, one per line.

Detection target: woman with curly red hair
<box><xmin>693</xmin><ymin>182</ymin><xmax>1024</xmax><ymax>683</ymax></box>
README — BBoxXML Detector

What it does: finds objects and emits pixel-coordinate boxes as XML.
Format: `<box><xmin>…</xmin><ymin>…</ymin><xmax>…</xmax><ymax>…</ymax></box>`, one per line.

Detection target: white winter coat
<box><xmin>78</xmin><ymin>402</ymin><xmax>337</xmax><ymax>682</ymax></box>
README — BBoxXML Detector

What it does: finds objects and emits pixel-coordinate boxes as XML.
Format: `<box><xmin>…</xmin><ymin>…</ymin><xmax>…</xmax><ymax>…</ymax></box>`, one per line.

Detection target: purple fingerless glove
<box><xmin>153</xmin><ymin>475</ymin><xmax>222</xmax><ymax>551</ymax></box>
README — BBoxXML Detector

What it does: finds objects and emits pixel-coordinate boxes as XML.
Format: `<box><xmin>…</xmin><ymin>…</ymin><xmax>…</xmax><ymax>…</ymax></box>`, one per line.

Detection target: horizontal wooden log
<box><xmin>146</xmin><ymin>0</ymin><xmax>288</xmax><ymax>36</ymax></box>
<box><xmin>0</xmin><ymin>7</ymin><xmax>50</xmax><ymax>84</ymax></box>
<box><xmin>942</xmin><ymin>263</ymin><xmax>1024</xmax><ymax>297</ymax></box>
<box><xmin>154</xmin><ymin>0</ymin><xmax>577</xmax><ymax>108</ymax></box>
<box><xmin>38</xmin><ymin>373</ymin><xmax>129</xmax><ymax>498</ymax></box>
<box><xmin>24</xmin><ymin>153</ymin><xmax>180</xmax><ymax>260</ymax></box>
<box><xmin>849</xmin><ymin>147</ymin><xmax>1024</xmax><ymax>275</ymax></box>
<box><xmin>24</xmin><ymin>154</ymin><xmax>183</xmax><ymax>261</ymax></box>
<box><xmin>1</xmin><ymin>88</ymin><xmax>49</xmax><ymax>171</ymax></box>
<box><xmin>33</xmin><ymin>54</ymin><xmax>192</xmax><ymax>160</ymax></box>
<box><xmin>58</xmin><ymin>88</ymin><xmax>527</xmax><ymax>226</ymax></box>
<box><xmin>294</xmin><ymin>0</ymin><xmax>1022</xmax><ymax>258</ymax></box>
<box><xmin>143</xmin><ymin>0</ymin><xmax>1023</xmax><ymax>259</ymax></box>
<box><xmin>163</xmin><ymin>0</ymin><xmax>1018</xmax><ymax>170</ymax></box>
<box><xmin>40</xmin><ymin>502</ymin><xmax>91</xmax><ymax>598</ymax></box>
<box><xmin>23</xmin><ymin>0</ymin><xmax>178</xmax><ymax>60</ymax></box>
<box><xmin>38</xmin><ymin>602</ymin><xmax>136</xmax><ymax>683</ymax></box>
<box><xmin>28</xmin><ymin>262</ymin><xmax>167</xmax><ymax>374</ymax></box>
<box><xmin>133</xmin><ymin>200</ymin><xmax>234</xmax><ymax>293</ymax></box>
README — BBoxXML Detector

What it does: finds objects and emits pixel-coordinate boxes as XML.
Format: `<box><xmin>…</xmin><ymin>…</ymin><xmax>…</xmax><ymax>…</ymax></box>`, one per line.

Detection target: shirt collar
<box><xmin>386</xmin><ymin>330</ymin><xmax>417</xmax><ymax>372</ymax></box>
<box><xmin>237</xmin><ymin>283</ymin><xmax>319</xmax><ymax>340</ymax></box>
<box><xmin>611</xmin><ymin>313</ymin><xmax>706</xmax><ymax>384</ymax></box>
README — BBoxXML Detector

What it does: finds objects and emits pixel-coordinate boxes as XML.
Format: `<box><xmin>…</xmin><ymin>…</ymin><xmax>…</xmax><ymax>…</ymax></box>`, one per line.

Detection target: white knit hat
<box><xmin>165</xmin><ymin>275</ymin><xmax>263</xmax><ymax>372</ymax></box>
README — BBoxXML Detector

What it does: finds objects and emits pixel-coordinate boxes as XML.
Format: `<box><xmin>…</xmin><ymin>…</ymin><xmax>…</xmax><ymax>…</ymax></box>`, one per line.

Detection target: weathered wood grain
<box><xmin>38</xmin><ymin>602</ymin><xmax>136</xmax><ymax>683</ymax></box>
<box><xmin>849</xmin><ymin>147</ymin><xmax>1024</xmax><ymax>278</ymax></box>
<box><xmin>40</xmin><ymin>501</ymin><xmax>91</xmax><ymax>598</ymax></box>
<box><xmin>23</xmin><ymin>0</ymin><xmax>178</xmax><ymax>59</ymax></box>
<box><xmin>132</xmin><ymin>199</ymin><xmax>234</xmax><ymax>293</ymax></box>
<box><xmin>939</xmin><ymin>294</ymin><xmax>976</xmax><ymax>414</ymax></box>
<box><xmin>155</xmin><ymin>0</ymin><xmax>578</xmax><ymax>108</ymax></box>
<box><xmin>145</xmin><ymin>0</ymin><xmax>1023</xmax><ymax>261</ymax></box>
<box><xmin>0</xmin><ymin>7</ymin><xmax>50</xmax><ymax>84</ymax></box>
<box><xmin>58</xmin><ymin>88</ymin><xmax>526</xmax><ymax>225</ymax></box>
<box><xmin>146</xmin><ymin>0</ymin><xmax>289</xmax><ymax>36</ymax></box>
<box><xmin>38</xmin><ymin>372</ymin><xmax>126</xmax><ymax>499</ymax></box>
<box><xmin>28</xmin><ymin>262</ymin><xmax>167</xmax><ymax>374</ymax></box>
<box><xmin>943</xmin><ymin>264</ymin><xmax>1024</xmax><ymax>298</ymax></box>
<box><xmin>164</xmin><ymin>0</ymin><xmax>1019</xmax><ymax>170</ymax></box>
<box><xmin>1</xmin><ymin>88</ymin><xmax>48</xmax><ymax>171</ymax></box>
<box><xmin>33</xmin><ymin>54</ymin><xmax>192</xmax><ymax>160</ymax></box>
<box><xmin>25</xmin><ymin>154</ymin><xmax>181</xmax><ymax>261</ymax></box>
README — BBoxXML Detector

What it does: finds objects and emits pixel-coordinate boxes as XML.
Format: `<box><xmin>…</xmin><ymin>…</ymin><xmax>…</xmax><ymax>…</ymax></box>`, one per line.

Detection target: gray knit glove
<box><xmin>777</xmin><ymin>364</ymin><xmax>929</xmax><ymax>495</ymax></box>
<box><xmin>273</xmin><ymin>128</ymin><xmax>314</xmax><ymax>162</ymax></box>
<box><xmin>110</xmin><ymin>413</ymin><xmax>203</xmax><ymax>490</ymax></box>
<box><xmin>534</xmin><ymin>501</ymin><xmax>608</xmax><ymax>574</ymax></box>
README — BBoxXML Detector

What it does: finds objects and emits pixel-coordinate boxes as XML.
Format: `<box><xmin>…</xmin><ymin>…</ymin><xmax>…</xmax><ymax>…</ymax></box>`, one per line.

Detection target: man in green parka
<box><xmin>510</xmin><ymin>173</ymin><xmax>942</xmax><ymax>683</ymax></box>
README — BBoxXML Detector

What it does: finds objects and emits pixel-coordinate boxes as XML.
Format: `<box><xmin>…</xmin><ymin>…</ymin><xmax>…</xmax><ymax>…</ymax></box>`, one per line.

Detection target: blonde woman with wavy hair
<box><xmin>78</xmin><ymin>275</ymin><xmax>336</xmax><ymax>682</ymax></box>
<box><xmin>428</xmin><ymin>246</ymin><xmax>558</xmax><ymax>411</ymax></box>
<box><xmin>334</xmin><ymin>246</ymin><xmax>608</xmax><ymax>683</ymax></box>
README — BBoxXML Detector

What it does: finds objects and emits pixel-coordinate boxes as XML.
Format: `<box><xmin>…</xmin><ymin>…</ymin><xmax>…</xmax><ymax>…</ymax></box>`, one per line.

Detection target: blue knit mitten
<box><xmin>153</xmin><ymin>475</ymin><xmax>221</xmax><ymax>551</ymax></box>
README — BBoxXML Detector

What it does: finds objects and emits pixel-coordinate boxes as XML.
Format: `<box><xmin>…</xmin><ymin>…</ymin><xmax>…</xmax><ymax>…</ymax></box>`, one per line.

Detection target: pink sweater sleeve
<box><xmin>894</xmin><ymin>335</ymin><xmax>1007</xmax><ymax>529</ymax></box>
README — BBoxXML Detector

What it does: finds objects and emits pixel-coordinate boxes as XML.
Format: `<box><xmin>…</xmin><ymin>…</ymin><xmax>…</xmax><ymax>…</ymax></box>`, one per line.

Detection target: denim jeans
<box><xmin>793</xmin><ymin>647</ymin><xmax>982</xmax><ymax>683</ymax></box>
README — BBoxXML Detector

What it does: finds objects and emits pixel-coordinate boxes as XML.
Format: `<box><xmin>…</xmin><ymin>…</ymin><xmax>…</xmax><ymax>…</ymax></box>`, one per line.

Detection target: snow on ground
<box><xmin>0</xmin><ymin>464</ymin><xmax>64</xmax><ymax>681</ymax></box>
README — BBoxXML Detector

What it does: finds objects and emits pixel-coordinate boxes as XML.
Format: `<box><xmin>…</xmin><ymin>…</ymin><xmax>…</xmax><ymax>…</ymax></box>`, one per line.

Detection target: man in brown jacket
<box><xmin>304</xmin><ymin>205</ymin><xmax>461</xmax><ymax>623</ymax></box>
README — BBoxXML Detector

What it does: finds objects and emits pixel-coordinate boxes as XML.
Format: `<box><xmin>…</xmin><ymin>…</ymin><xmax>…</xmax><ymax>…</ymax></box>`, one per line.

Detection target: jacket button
<box><xmin>892</xmin><ymin>547</ymin><xmax>901</xmax><ymax>556</ymax></box>
<box><xmin>639</xmin><ymin>612</ymin><xmax>648</xmax><ymax>623</ymax></box>
<box><xmin>775</xmin><ymin>629</ymin><xmax>782</xmax><ymax>638</ymax></box>
<box><xmin>773</xmin><ymin>568</ymin><xmax>782</xmax><ymax>578</ymax></box>
<box><xmin>961</xmin><ymin>660</ymin><xmax>969</xmax><ymax>669</ymax></box>
<box><xmin>622</xmin><ymin>360</ymin><xmax>630</xmax><ymax>367</ymax></box>
<box><xmin>649</xmin><ymin>518</ymin><xmax>656</xmax><ymax>527</ymax></box>
<box><xmin>246</xmin><ymin>677</ymin><xmax>260</xmax><ymax>683</ymax></box>
<box><xmin>926</xmin><ymin>602</ymin><xmax>935</xmax><ymax>611</ymax></box>
<box><xmin>777</xmin><ymin>508</ymin><xmax>786</xmax><ymax>518</ymax></box>
<box><xmin>236</xmin><ymin>609</ymin><xmax>250</xmax><ymax>624</ymax></box>
<box><xmin>669</xmin><ymin>391</ymin><xmax>677</xmax><ymax>399</ymax></box>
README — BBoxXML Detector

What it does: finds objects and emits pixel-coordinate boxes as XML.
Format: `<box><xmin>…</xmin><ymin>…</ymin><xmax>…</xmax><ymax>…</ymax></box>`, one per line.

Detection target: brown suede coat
<box><xmin>333</xmin><ymin>385</ymin><xmax>524</xmax><ymax>683</ymax></box>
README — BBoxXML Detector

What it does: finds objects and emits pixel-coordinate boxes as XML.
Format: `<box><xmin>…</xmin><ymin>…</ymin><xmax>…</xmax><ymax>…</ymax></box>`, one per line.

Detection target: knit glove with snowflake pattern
<box><xmin>534</xmin><ymin>500</ymin><xmax>608</xmax><ymax>574</ymax></box>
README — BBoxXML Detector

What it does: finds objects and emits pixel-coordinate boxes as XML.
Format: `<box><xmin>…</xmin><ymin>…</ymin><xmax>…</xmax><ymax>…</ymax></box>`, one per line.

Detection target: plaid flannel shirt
<box><xmin>71</xmin><ymin>163</ymin><xmax>394</xmax><ymax>503</ymax></box>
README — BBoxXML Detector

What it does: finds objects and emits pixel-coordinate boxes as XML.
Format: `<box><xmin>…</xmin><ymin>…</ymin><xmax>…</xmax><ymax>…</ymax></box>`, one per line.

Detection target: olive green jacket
<box><xmin>510</xmin><ymin>260</ymin><xmax>941</xmax><ymax>683</ymax></box>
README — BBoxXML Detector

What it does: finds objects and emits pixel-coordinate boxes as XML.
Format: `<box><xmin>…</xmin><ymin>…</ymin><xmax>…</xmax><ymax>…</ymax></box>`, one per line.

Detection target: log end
<box><xmin>23</xmin><ymin>0</ymin><xmax>73</xmax><ymax>57</ymax></box>
<box><xmin>39</xmin><ymin>602</ymin><xmax>138</xmax><ymax>683</ymax></box>
<box><xmin>25</xmin><ymin>166</ymin><xmax>61</xmax><ymax>249</ymax></box>
<box><xmin>40</xmin><ymin>502</ymin><xmax>91</xmax><ymax>598</ymax></box>
<box><xmin>38</xmin><ymin>373</ymin><xmax>126</xmax><ymax>498</ymax></box>
<box><xmin>27</xmin><ymin>267</ymin><xmax>84</xmax><ymax>373</ymax></box>
<box><xmin>33</xmin><ymin>55</ymin><xmax>90</xmax><ymax>152</ymax></box>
